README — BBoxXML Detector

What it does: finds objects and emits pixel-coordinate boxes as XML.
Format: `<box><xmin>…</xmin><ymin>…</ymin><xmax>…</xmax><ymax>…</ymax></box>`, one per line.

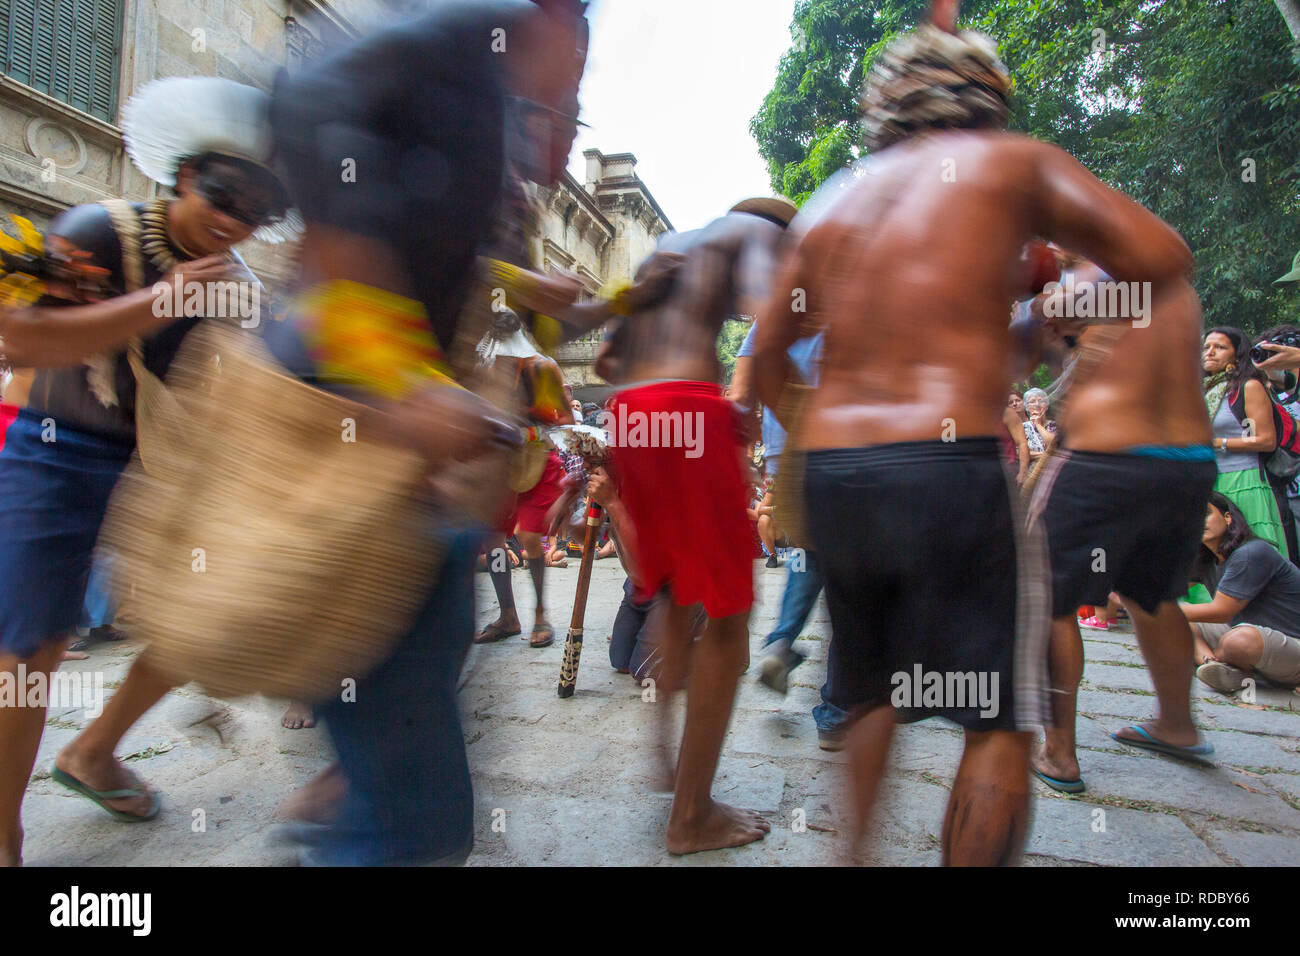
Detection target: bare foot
<box><xmin>1030</xmin><ymin>740</ymin><xmax>1080</xmax><ymax>784</ymax></box>
<box><xmin>53</xmin><ymin>746</ymin><xmax>156</xmax><ymax>818</ymax></box>
<box><xmin>60</xmin><ymin>650</ymin><xmax>89</xmax><ymax>661</ymax></box>
<box><xmin>666</xmin><ymin>800</ymin><xmax>770</xmax><ymax>855</ymax></box>
<box><xmin>277</xmin><ymin>763</ymin><xmax>347</xmax><ymax>824</ymax></box>
<box><xmin>281</xmin><ymin>701</ymin><xmax>316</xmax><ymax>730</ymax></box>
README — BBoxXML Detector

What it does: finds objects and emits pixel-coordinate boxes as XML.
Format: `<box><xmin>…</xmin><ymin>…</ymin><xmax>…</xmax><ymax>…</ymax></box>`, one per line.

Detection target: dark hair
<box><xmin>1204</xmin><ymin>326</ymin><xmax>1266</xmax><ymax>399</ymax></box>
<box><xmin>1192</xmin><ymin>491</ymin><xmax>1258</xmax><ymax>584</ymax></box>
<box><xmin>1257</xmin><ymin>325</ymin><xmax>1296</xmax><ymax>346</ymax></box>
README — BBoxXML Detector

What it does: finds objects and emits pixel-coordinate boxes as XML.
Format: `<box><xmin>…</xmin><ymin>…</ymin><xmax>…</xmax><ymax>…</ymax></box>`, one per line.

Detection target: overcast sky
<box><xmin>568</xmin><ymin>0</ymin><xmax>799</xmax><ymax>233</ymax></box>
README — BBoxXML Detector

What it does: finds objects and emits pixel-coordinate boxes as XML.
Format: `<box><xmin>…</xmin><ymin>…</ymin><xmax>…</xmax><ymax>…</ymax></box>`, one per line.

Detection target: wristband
<box><xmin>601</xmin><ymin>278</ymin><xmax>636</xmax><ymax>317</ymax></box>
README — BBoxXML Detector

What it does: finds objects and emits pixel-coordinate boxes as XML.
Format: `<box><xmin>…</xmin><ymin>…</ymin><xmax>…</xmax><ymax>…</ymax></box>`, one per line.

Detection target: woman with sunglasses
<box><xmin>0</xmin><ymin>77</ymin><xmax>292</xmax><ymax>865</ymax></box>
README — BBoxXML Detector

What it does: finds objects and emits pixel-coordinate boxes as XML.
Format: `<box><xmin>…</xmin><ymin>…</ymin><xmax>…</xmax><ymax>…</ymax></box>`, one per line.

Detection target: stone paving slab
<box><xmin>1083</xmin><ymin>640</ymin><xmax>1146</xmax><ymax>666</ymax></box>
<box><xmin>1067</xmin><ymin>750</ymin><xmax>1300</xmax><ymax>830</ymax></box>
<box><xmin>16</xmin><ymin>557</ymin><xmax>1300</xmax><ymax>866</ymax></box>
<box><xmin>1027</xmin><ymin>796</ymin><xmax>1223</xmax><ymax>867</ymax></box>
<box><xmin>1208</xmin><ymin>829</ymin><xmax>1300</xmax><ymax>866</ymax></box>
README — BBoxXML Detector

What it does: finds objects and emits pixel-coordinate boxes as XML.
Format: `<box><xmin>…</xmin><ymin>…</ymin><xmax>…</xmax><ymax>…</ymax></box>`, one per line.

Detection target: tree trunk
<box><xmin>1277</xmin><ymin>0</ymin><xmax>1300</xmax><ymax>42</ymax></box>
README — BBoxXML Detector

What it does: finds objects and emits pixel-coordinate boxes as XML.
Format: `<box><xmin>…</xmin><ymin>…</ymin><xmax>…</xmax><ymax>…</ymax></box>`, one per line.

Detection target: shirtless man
<box><xmin>752</xmin><ymin>12</ymin><xmax>1194</xmax><ymax>865</ymax></box>
<box><xmin>602</xmin><ymin>195</ymin><xmax>794</xmax><ymax>854</ymax></box>
<box><xmin>1027</xmin><ymin>260</ymin><xmax>1214</xmax><ymax>793</ymax></box>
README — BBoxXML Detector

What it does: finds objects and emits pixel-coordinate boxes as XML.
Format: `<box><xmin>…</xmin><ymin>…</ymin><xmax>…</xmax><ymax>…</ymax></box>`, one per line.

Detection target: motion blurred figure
<box><xmin>753</xmin><ymin>4</ymin><xmax>1193</xmax><ymax>865</ymax></box>
<box><xmin>263</xmin><ymin>0</ymin><xmax>590</xmax><ymax>864</ymax></box>
<box><xmin>1028</xmin><ymin>259</ymin><xmax>1214</xmax><ymax>794</ymax></box>
<box><xmin>602</xmin><ymin>194</ymin><xmax>794</xmax><ymax>854</ymax></box>
<box><xmin>0</xmin><ymin>76</ymin><xmax>284</xmax><ymax>865</ymax></box>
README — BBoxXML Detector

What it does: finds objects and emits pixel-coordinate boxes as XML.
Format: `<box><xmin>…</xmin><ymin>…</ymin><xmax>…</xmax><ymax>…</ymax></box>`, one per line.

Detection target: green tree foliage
<box><xmin>717</xmin><ymin>318</ymin><xmax>751</xmax><ymax>385</ymax></box>
<box><xmin>751</xmin><ymin>0</ymin><xmax>1300</xmax><ymax>333</ymax></box>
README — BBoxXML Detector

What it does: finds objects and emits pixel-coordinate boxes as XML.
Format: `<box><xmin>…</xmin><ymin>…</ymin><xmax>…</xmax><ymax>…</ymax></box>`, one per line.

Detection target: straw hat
<box><xmin>729</xmin><ymin>196</ymin><xmax>799</xmax><ymax>228</ymax></box>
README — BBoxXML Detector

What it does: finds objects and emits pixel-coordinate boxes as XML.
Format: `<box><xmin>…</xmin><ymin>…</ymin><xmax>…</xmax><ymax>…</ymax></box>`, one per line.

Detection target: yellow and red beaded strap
<box><xmin>299</xmin><ymin>279</ymin><xmax>461</xmax><ymax>398</ymax></box>
<box><xmin>483</xmin><ymin>257</ymin><xmax>637</xmax><ymax>353</ymax></box>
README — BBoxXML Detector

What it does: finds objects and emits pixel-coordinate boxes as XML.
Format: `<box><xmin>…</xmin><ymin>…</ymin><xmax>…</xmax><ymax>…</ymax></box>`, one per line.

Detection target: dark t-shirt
<box><xmin>1204</xmin><ymin>539</ymin><xmax>1300</xmax><ymax>636</ymax></box>
<box><xmin>25</xmin><ymin>202</ymin><xmax>254</xmax><ymax>445</ymax></box>
<box><xmin>268</xmin><ymin>0</ymin><xmax>521</xmax><ymax>355</ymax></box>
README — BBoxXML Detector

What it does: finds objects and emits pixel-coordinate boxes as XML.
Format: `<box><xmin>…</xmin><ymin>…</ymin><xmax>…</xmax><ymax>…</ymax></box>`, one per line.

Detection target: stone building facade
<box><xmin>540</xmin><ymin>149</ymin><xmax>673</xmax><ymax>390</ymax></box>
<box><xmin>0</xmin><ymin>0</ymin><xmax>389</xmax><ymax>285</ymax></box>
<box><xmin>0</xmin><ymin>1</ymin><xmax>672</xmax><ymax>387</ymax></box>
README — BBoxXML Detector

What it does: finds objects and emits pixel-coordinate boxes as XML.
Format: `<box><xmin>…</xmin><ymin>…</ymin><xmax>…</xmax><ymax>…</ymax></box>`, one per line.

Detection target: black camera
<box><xmin>1251</xmin><ymin>329</ymin><xmax>1300</xmax><ymax>365</ymax></box>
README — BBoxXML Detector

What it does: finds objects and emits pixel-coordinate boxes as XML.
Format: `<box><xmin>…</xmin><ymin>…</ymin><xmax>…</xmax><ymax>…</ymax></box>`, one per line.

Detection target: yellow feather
<box><xmin>13</xmin><ymin>216</ymin><xmax>42</xmax><ymax>254</ymax></box>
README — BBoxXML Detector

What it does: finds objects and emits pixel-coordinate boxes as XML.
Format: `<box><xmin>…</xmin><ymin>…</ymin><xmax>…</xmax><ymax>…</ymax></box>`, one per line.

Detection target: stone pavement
<box><xmin>19</xmin><ymin>558</ymin><xmax>1300</xmax><ymax>865</ymax></box>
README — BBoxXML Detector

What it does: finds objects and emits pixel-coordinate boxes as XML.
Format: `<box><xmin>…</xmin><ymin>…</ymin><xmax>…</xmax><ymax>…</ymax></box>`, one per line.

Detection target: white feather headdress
<box><xmin>475</xmin><ymin>308</ymin><xmax>543</xmax><ymax>367</ymax></box>
<box><xmin>121</xmin><ymin>77</ymin><xmax>301</xmax><ymax>244</ymax></box>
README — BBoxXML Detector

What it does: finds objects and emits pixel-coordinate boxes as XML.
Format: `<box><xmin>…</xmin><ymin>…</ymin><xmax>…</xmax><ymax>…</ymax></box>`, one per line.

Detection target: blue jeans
<box><xmin>763</xmin><ymin>550</ymin><xmax>824</xmax><ymax>649</ymax></box>
<box><xmin>762</xmin><ymin>551</ymin><xmax>848</xmax><ymax>732</ymax></box>
<box><xmin>309</xmin><ymin>525</ymin><xmax>483</xmax><ymax>865</ymax></box>
<box><xmin>79</xmin><ymin>553</ymin><xmax>118</xmax><ymax>631</ymax></box>
<box><xmin>814</xmin><ymin>690</ymin><xmax>850</xmax><ymax>734</ymax></box>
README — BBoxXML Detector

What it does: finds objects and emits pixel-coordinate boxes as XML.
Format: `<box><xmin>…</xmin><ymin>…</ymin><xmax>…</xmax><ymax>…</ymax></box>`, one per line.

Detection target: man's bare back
<box><xmin>1056</xmin><ymin>264</ymin><xmax>1210</xmax><ymax>452</ymax></box>
<box><xmin>615</xmin><ymin>213</ymin><xmax>785</xmax><ymax>385</ymax></box>
<box><xmin>756</xmin><ymin>129</ymin><xmax>1193</xmax><ymax>446</ymax></box>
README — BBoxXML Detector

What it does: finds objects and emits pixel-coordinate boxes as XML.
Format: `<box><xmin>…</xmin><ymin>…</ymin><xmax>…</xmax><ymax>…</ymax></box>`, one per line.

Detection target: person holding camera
<box><xmin>1201</xmin><ymin>327</ymin><xmax>1290</xmax><ymax>560</ymax></box>
<box><xmin>1252</xmin><ymin>327</ymin><xmax>1300</xmax><ymax>567</ymax></box>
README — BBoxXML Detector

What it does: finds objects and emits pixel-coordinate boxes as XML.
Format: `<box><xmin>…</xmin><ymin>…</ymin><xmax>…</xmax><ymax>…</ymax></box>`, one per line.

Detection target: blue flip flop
<box><xmin>1031</xmin><ymin>766</ymin><xmax>1086</xmax><ymax>794</ymax></box>
<box><xmin>1111</xmin><ymin>725</ymin><xmax>1215</xmax><ymax>766</ymax></box>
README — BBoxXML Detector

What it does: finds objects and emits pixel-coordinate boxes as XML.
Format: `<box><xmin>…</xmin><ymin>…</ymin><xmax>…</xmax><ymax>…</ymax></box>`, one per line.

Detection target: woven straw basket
<box><xmin>101</xmin><ymin>319</ymin><xmax>443</xmax><ymax>703</ymax></box>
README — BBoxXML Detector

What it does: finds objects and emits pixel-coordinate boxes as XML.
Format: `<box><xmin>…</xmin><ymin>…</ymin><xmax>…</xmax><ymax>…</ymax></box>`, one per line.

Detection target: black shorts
<box><xmin>1031</xmin><ymin>450</ymin><xmax>1217</xmax><ymax>616</ymax></box>
<box><xmin>803</xmin><ymin>439</ymin><xmax>1049</xmax><ymax>732</ymax></box>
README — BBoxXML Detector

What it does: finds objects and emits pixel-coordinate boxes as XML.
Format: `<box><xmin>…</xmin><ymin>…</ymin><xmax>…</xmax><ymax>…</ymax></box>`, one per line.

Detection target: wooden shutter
<box><xmin>0</xmin><ymin>0</ymin><xmax>122</xmax><ymax>122</ymax></box>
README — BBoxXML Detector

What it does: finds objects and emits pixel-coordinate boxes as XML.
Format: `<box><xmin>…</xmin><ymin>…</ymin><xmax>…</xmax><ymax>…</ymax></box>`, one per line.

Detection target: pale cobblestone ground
<box><xmin>20</xmin><ymin>559</ymin><xmax>1300</xmax><ymax>865</ymax></box>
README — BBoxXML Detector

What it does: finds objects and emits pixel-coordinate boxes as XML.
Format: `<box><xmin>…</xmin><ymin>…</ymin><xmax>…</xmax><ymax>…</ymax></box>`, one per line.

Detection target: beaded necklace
<box><xmin>139</xmin><ymin>197</ymin><xmax>196</xmax><ymax>273</ymax></box>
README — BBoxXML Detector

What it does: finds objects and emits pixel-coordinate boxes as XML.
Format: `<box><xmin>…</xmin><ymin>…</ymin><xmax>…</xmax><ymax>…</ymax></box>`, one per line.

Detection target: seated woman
<box><xmin>1182</xmin><ymin>492</ymin><xmax>1300</xmax><ymax>694</ymax></box>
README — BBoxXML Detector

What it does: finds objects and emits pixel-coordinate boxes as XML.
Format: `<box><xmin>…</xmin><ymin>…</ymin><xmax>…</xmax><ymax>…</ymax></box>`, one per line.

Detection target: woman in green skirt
<box><xmin>1202</xmin><ymin>326</ymin><xmax>1289</xmax><ymax>559</ymax></box>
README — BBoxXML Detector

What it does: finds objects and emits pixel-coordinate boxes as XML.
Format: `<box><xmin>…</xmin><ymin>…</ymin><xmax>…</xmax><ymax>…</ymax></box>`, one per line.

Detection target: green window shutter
<box><xmin>89</xmin><ymin>0</ymin><xmax>118</xmax><ymax>119</ymax></box>
<box><xmin>1</xmin><ymin>0</ymin><xmax>122</xmax><ymax>122</ymax></box>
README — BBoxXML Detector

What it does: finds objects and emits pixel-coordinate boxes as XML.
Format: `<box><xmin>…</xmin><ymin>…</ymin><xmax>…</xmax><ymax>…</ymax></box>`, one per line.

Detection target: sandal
<box><xmin>51</xmin><ymin>766</ymin><xmax>161</xmax><ymax>822</ymax></box>
<box><xmin>530</xmin><ymin>623</ymin><xmax>555</xmax><ymax>648</ymax></box>
<box><xmin>1111</xmin><ymin>725</ymin><xmax>1215</xmax><ymax>766</ymax></box>
<box><xmin>473</xmin><ymin>621</ymin><xmax>522</xmax><ymax>644</ymax></box>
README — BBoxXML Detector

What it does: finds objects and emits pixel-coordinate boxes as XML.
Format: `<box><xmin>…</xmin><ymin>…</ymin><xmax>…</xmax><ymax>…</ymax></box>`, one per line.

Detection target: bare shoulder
<box><xmin>1243</xmin><ymin>378</ymin><xmax>1270</xmax><ymax>400</ymax></box>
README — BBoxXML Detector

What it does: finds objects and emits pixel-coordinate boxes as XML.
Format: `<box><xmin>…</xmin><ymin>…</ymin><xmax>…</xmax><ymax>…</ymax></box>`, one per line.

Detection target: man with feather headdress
<box><xmin>0</xmin><ymin>75</ymin><xmax>294</xmax><ymax>864</ymax></box>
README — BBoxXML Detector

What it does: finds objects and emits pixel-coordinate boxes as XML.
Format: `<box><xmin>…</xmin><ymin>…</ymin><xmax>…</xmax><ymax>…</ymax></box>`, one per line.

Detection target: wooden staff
<box><xmin>557</xmin><ymin>499</ymin><xmax>604</xmax><ymax>698</ymax></box>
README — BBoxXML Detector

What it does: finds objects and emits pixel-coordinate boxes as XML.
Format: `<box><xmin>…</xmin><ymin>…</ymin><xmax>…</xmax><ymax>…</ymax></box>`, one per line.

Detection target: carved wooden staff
<box><xmin>558</xmin><ymin>498</ymin><xmax>603</xmax><ymax>698</ymax></box>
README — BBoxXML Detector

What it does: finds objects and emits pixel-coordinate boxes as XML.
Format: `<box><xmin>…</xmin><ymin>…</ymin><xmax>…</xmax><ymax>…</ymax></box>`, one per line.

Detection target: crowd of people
<box><xmin>3</xmin><ymin>0</ymin><xmax>1300</xmax><ymax>868</ymax></box>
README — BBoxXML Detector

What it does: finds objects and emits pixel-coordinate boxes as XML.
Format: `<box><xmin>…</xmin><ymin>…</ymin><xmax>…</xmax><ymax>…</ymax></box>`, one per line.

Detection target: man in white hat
<box><xmin>0</xmin><ymin>76</ymin><xmax>294</xmax><ymax>864</ymax></box>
